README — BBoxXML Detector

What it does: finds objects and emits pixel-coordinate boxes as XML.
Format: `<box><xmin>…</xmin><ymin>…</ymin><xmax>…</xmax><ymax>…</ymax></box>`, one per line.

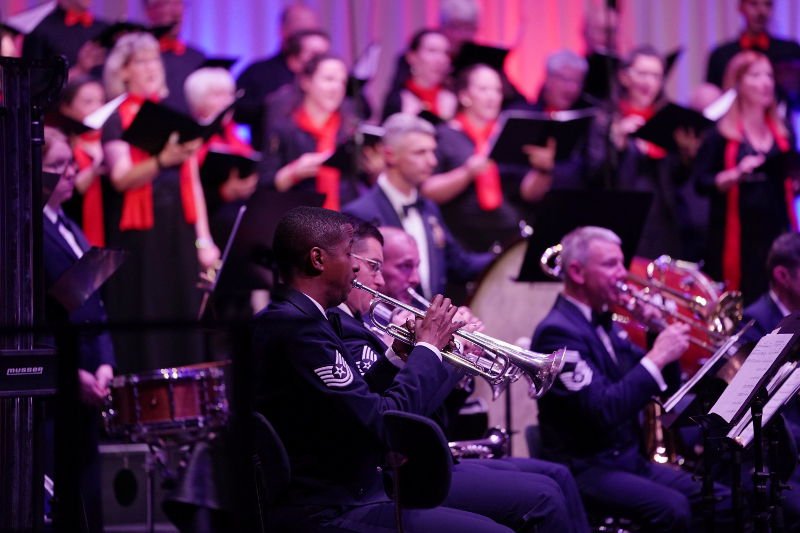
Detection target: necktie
<box><xmin>327</xmin><ymin>311</ymin><xmax>344</xmax><ymax>337</ymax></box>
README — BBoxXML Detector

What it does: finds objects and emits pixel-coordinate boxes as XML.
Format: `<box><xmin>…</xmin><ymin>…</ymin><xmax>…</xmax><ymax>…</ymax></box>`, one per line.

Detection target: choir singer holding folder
<box><xmin>101</xmin><ymin>32</ymin><xmax>215</xmax><ymax>373</ymax></box>
<box><xmin>422</xmin><ymin>63</ymin><xmax>557</xmax><ymax>252</ymax></box>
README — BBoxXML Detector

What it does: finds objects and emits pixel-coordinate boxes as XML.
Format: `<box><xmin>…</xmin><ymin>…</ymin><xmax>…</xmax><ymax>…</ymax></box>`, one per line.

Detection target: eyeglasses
<box><xmin>352</xmin><ymin>253</ymin><xmax>382</xmax><ymax>274</ymax></box>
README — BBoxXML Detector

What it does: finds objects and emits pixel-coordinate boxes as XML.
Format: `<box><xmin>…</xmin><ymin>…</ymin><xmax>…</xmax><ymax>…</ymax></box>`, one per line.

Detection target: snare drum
<box><xmin>104</xmin><ymin>361</ymin><xmax>229</xmax><ymax>444</ymax></box>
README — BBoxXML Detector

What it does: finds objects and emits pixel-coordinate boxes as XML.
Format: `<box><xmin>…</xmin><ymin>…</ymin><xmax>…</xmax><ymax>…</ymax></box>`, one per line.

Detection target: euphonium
<box><xmin>352</xmin><ymin>280</ymin><xmax>566</xmax><ymax>400</ymax></box>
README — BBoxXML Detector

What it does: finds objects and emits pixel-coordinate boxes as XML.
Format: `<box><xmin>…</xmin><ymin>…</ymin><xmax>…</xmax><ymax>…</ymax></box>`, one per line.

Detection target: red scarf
<box><xmin>619</xmin><ymin>101</ymin><xmax>667</xmax><ymax>159</ymax></box>
<box><xmin>159</xmin><ymin>36</ymin><xmax>187</xmax><ymax>56</ymax></box>
<box><xmin>405</xmin><ymin>79</ymin><xmax>441</xmax><ymax>116</ymax></box>
<box><xmin>740</xmin><ymin>32</ymin><xmax>770</xmax><ymax>51</ymax></box>
<box><xmin>64</xmin><ymin>9</ymin><xmax>93</xmax><ymax>28</ymax></box>
<box><xmin>722</xmin><ymin>118</ymin><xmax>797</xmax><ymax>291</ymax></box>
<box><xmin>117</xmin><ymin>94</ymin><xmax>197</xmax><ymax>231</ymax></box>
<box><xmin>74</xmin><ymin>135</ymin><xmax>105</xmax><ymax>247</ymax></box>
<box><xmin>455</xmin><ymin>113</ymin><xmax>503</xmax><ymax>211</ymax></box>
<box><xmin>293</xmin><ymin>107</ymin><xmax>341</xmax><ymax>211</ymax></box>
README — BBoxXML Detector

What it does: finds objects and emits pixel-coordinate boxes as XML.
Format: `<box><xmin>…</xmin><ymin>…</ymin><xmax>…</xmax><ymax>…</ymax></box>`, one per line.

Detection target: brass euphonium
<box><xmin>352</xmin><ymin>280</ymin><xmax>566</xmax><ymax>400</ymax></box>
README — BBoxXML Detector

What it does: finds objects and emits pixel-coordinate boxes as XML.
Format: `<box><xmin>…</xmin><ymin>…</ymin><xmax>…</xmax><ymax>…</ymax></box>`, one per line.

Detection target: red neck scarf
<box><xmin>293</xmin><ymin>106</ymin><xmax>342</xmax><ymax>211</ymax></box>
<box><xmin>117</xmin><ymin>94</ymin><xmax>197</xmax><ymax>231</ymax></box>
<box><xmin>619</xmin><ymin>101</ymin><xmax>666</xmax><ymax>159</ymax></box>
<box><xmin>740</xmin><ymin>32</ymin><xmax>770</xmax><ymax>51</ymax></box>
<box><xmin>64</xmin><ymin>8</ymin><xmax>93</xmax><ymax>28</ymax></box>
<box><xmin>405</xmin><ymin>79</ymin><xmax>441</xmax><ymax>116</ymax></box>
<box><xmin>722</xmin><ymin>117</ymin><xmax>797</xmax><ymax>291</ymax></box>
<box><xmin>73</xmin><ymin>135</ymin><xmax>105</xmax><ymax>247</ymax></box>
<box><xmin>455</xmin><ymin>113</ymin><xmax>503</xmax><ymax>211</ymax></box>
<box><xmin>197</xmin><ymin>120</ymin><xmax>254</xmax><ymax>180</ymax></box>
<box><xmin>159</xmin><ymin>36</ymin><xmax>187</xmax><ymax>56</ymax></box>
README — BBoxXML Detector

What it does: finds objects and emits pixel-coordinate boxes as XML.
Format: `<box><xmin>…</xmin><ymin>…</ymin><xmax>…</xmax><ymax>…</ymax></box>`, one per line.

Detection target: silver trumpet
<box><xmin>352</xmin><ymin>280</ymin><xmax>566</xmax><ymax>400</ymax></box>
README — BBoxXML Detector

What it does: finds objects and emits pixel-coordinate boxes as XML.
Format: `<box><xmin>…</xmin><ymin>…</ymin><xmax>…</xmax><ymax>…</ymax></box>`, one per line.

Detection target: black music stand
<box><xmin>692</xmin><ymin>314</ymin><xmax>800</xmax><ymax>531</ymax></box>
<box><xmin>212</xmin><ymin>188</ymin><xmax>325</xmax><ymax>297</ymax></box>
<box><xmin>516</xmin><ymin>189</ymin><xmax>653</xmax><ymax>282</ymax></box>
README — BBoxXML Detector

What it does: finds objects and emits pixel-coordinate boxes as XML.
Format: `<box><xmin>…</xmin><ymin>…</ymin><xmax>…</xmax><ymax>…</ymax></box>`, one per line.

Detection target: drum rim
<box><xmin>111</xmin><ymin>360</ymin><xmax>230</xmax><ymax>387</ymax></box>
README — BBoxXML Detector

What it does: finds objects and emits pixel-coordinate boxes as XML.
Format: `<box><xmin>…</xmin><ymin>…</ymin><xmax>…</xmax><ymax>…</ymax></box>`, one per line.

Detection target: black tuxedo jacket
<box><xmin>531</xmin><ymin>295</ymin><xmax>661</xmax><ymax>468</ymax></box>
<box><xmin>343</xmin><ymin>185</ymin><xmax>493</xmax><ymax>296</ymax></box>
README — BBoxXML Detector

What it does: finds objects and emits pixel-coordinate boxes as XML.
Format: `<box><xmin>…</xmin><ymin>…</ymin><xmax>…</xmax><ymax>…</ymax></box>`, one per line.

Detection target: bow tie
<box><xmin>401</xmin><ymin>199</ymin><xmax>424</xmax><ymax>216</ymax></box>
<box><xmin>159</xmin><ymin>36</ymin><xmax>187</xmax><ymax>55</ymax></box>
<box><xmin>591</xmin><ymin>310</ymin><xmax>614</xmax><ymax>332</ymax></box>
<box><xmin>740</xmin><ymin>32</ymin><xmax>770</xmax><ymax>51</ymax></box>
<box><xmin>64</xmin><ymin>9</ymin><xmax>93</xmax><ymax>28</ymax></box>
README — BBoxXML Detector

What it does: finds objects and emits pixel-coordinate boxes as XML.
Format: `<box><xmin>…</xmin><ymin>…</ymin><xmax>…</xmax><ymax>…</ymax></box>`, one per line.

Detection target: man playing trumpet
<box><xmin>531</xmin><ymin>226</ymin><xmax>732</xmax><ymax>531</ymax></box>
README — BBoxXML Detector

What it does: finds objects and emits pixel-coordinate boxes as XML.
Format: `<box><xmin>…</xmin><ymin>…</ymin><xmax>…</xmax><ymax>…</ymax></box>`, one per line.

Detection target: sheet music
<box><xmin>732</xmin><ymin>364</ymin><xmax>800</xmax><ymax>447</ymax></box>
<box><xmin>709</xmin><ymin>333</ymin><xmax>793</xmax><ymax>423</ymax></box>
<box><xmin>663</xmin><ymin>321</ymin><xmax>752</xmax><ymax>413</ymax></box>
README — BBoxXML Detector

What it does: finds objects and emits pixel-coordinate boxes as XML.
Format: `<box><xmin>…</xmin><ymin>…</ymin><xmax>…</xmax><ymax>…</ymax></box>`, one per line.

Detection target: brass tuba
<box><xmin>352</xmin><ymin>280</ymin><xmax>566</xmax><ymax>400</ymax></box>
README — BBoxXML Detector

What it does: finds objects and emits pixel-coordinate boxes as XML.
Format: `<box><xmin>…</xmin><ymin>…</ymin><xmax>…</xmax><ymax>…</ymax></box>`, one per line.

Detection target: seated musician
<box><xmin>41</xmin><ymin>126</ymin><xmax>115</xmax><ymax>533</ymax></box>
<box><xmin>253</xmin><ymin>205</ymin><xmax>536</xmax><ymax>532</ymax></box>
<box><xmin>530</xmin><ymin>226</ymin><xmax>732</xmax><ymax>531</ymax></box>
<box><xmin>343</xmin><ymin>113</ymin><xmax>493</xmax><ymax>301</ymax></box>
<box><xmin>334</xmin><ymin>221</ymin><xmax>589</xmax><ymax>532</ymax></box>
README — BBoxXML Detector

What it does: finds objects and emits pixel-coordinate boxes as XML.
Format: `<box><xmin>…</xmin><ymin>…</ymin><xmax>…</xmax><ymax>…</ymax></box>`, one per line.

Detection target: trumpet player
<box><xmin>531</xmin><ymin>226</ymin><xmax>732</xmax><ymax>532</ymax></box>
<box><xmin>253</xmin><ymin>206</ymin><xmax>527</xmax><ymax>532</ymax></box>
<box><xmin>329</xmin><ymin>219</ymin><xmax>588</xmax><ymax>532</ymax></box>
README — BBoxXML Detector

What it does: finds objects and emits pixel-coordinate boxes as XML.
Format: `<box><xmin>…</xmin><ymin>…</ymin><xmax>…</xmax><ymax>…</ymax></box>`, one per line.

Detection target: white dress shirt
<box><xmin>43</xmin><ymin>205</ymin><xmax>84</xmax><ymax>259</ymax></box>
<box><xmin>377</xmin><ymin>174</ymin><xmax>432</xmax><ymax>298</ymax></box>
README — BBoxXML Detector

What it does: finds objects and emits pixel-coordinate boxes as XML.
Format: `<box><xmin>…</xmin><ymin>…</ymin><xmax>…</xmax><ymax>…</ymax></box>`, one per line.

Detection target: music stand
<box><xmin>213</xmin><ymin>188</ymin><xmax>325</xmax><ymax>296</ymax></box>
<box><xmin>198</xmin><ymin>205</ymin><xmax>247</xmax><ymax>320</ymax></box>
<box><xmin>692</xmin><ymin>313</ymin><xmax>800</xmax><ymax>530</ymax></box>
<box><xmin>516</xmin><ymin>189</ymin><xmax>653</xmax><ymax>282</ymax></box>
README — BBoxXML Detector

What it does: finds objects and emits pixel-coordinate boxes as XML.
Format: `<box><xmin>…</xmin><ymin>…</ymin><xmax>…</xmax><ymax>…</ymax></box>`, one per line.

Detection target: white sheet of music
<box><xmin>709</xmin><ymin>333</ymin><xmax>793</xmax><ymax>424</ymax></box>
<box><xmin>732</xmin><ymin>365</ymin><xmax>800</xmax><ymax>447</ymax></box>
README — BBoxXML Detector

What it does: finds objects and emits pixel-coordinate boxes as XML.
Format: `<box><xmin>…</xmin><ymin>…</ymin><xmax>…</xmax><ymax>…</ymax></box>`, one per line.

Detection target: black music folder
<box><xmin>322</xmin><ymin>125</ymin><xmax>385</xmax><ymax>171</ymax></box>
<box><xmin>46</xmin><ymin>110</ymin><xmax>95</xmax><ymax>136</ymax></box>
<box><xmin>633</xmin><ymin>102</ymin><xmax>714</xmax><ymax>151</ymax></box>
<box><xmin>418</xmin><ymin>109</ymin><xmax>445</xmax><ymax>126</ymax></box>
<box><xmin>488</xmin><ymin>108</ymin><xmax>596</xmax><ymax>166</ymax></box>
<box><xmin>215</xmin><ymin>188</ymin><xmax>325</xmax><ymax>293</ymax></box>
<box><xmin>48</xmin><ymin>248</ymin><xmax>128</xmax><ymax>313</ymax></box>
<box><xmin>200</xmin><ymin>56</ymin><xmax>239</xmax><ymax>70</ymax></box>
<box><xmin>200</xmin><ymin>146</ymin><xmax>260</xmax><ymax>187</ymax></box>
<box><xmin>516</xmin><ymin>189</ymin><xmax>652</xmax><ymax>282</ymax></box>
<box><xmin>453</xmin><ymin>42</ymin><xmax>510</xmax><ymax>74</ymax></box>
<box><xmin>754</xmin><ymin>150</ymin><xmax>800</xmax><ymax>178</ymax></box>
<box><xmin>121</xmin><ymin>99</ymin><xmax>234</xmax><ymax>155</ymax></box>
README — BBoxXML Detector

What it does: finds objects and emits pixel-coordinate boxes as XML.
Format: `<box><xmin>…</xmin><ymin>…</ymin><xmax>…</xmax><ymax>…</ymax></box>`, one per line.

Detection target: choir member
<box><xmin>143</xmin><ymin>0</ymin><xmax>206</xmax><ymax>113</ymax></box>
<box><xmin>261</xmin><ymin>53</ymin><xmax>361</xmax><ymax>211</ymax></box>
<box><xmin>422</xmin><ymin>64</ymin><xmax>553</xmax><ymax>251</ymax></box>
<box><xmin>56</xmin><ymin>76</ymin><xmax>107</xmax><ymax>246</ymax></box>
<box><xmin>587</xmin><ymin>45</ymin><xmax>696</xmax><ymax>260</ymax></box>
<box><xmin>236</xmin><ymin>5</ymin><xmax>324</xmax><ymax>149</ymax></box>
<box><xmin>381</xmin><ymin>29</ymin><xmax>457</xmax><ymax>123</ymax></box>
<box><xmin>706</xmin><ymin>0</ymin><xmax>800</xmax><ymax>89</ymax></box>
<box><xmin>692</xmin><ymin>50</ymin><xmax>797</xmax><ymax>303</ymax></box>
<box><xmin>22</xmin><ymin>0</ymin><xmax>107</xmax><ymax>80</ymax></box>
<box><xmin>101</xmin><ymin>32</ymin><xmax>216</xmax><ymax>372</ymax></box>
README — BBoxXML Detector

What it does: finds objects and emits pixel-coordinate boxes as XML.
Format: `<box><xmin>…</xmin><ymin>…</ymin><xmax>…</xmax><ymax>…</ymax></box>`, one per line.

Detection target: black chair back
<box><xmin>382</xmin><ymin>410</ymin><xmax>453</xmax><ymax>509</ymax></box>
